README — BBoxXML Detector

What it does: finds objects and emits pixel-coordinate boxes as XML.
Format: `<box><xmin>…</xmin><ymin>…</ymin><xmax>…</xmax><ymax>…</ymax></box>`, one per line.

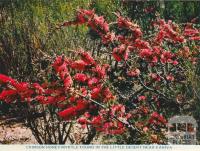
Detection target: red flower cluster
<box><xmin>148</xmin><ymin>112</ymin><xmax>167</xmax><ymax>125</ymax></box>
<box><xmin>154</xmin><ymin>19</ymin><xmax>185</xmax><ymax>44</ymax></box>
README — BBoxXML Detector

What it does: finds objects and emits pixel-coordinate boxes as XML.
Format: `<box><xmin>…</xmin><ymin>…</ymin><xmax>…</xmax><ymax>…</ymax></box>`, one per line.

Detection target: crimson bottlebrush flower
<box><xmin>32</xmin><ymin>83</ymin><xmax>44</xmax><ymax>94</ymax></box>
<box><xmin>103</xmin><ymin>121</ymin><xmax>125</xmax><ymax>135</ymax></box>
<box><xmin>138</xmin><ymin>96</ymin><xmax>146</xmax><ymax>101</ymax></box>
<box><xmin>127</xmin><ymin>69</ymin><xmax>140</xmax><ymax>77</ymax></box>
<box><xmin>58</xmin><ymin>100</ymin><xmax>88</xmax><ymax>119</ymax></box>
<box><xmin>134</xmin><ymin>39</ymin><xmax>150</xmax><ymax>49</ymax></box>
<box><xmin>112</xmin><ymin>52</ymin><xmax>122</xmax><ymax>62</ymax></box>
<box><xmin>172</xmin><ymin>60</ymin><xmax>178</xmax><ymax>65</ymax></box>
<box><xmin>0</xmin><ymin>74</ymin><xmax>16</xmax><ymax>84</ymax></box>
<box><xmin>0</xmin><ymin>89</ymin><xmax>17</xmax><ymax>101</ymax></box>
<box><xmin>184</xmin><ymin>28</ymin><xmax>199</xmax><ymax>36</ymax></box>
<box><xmin>139</xmin><ymin>49</ymin><xmax>153</xmax><ymax>59</ymax></box>
<box><xmin>77</xmin><ymin>117</ymin><xmax>89</xmax><ymax>125</ymax></box>
<box><xmin>91</xmin><ymin>86</ymin><xmax>101</xmax><ymax>99</ymax></box>
<box><xmin>112</xmin><ymin>44</ymin><xmax>128</xmax><ymax>62</ymax></box>
<box><xmin>91</xmin><ymin>115</ymin><xmax>103</xmax><ymax>126</ymax></box>
<box><xmin>58</xmin><ymin>106</ymin><xmax>77</xmax><ymax>120</ymax></box>
<box><xmin>102</xmin><ymin>87</ymin><xmax>115</xmax><ymax>102</ymax></box>
<box><xmin>35</xmin><ymin>95</ymin><xmax>45</xmax><ymax>103</ymax></box>
<box><xmin>150</xmin><ymin>73</ymin><xmax>161</xmax><ymax>81</ymax></box>
<box><xmin>55</xmin><ymin>96</ymin><xmax>66</xmax><ymax>103</ymax></box>
<box><xmin>64</xmin><ymin>75</ymin><xmax>73</xmax><ymax>89</ymax></box>
<box><xmin>152</xmin><ymin>47</ymin><xmax>162</xmax><ymax>55</ymax></box>
<box><xmin>166</xmin><ymin>74</ymin><xmax>174</xmax><ymax>81</ymax></box>
<box><xmin>70</xmin><ymin>60</ymin><xmax>88</xmax><ymax>70</ymax></box>
<box><xmin>80</xmin><ymin>87</ymin><xmax>87</xmax><ymax>96</ymax></box>
<box><xmin>36</xmin><ymin>96</ymin><xmax>57</xmax><ymax>104</ymax></box>
<box><xmin>69</xmin><ymin>96</ymin><xmax>76</xmax><ymax>103</ymax></box>
<box><xmin>20</xmin><ymin>89</ymin><xmax>35</xmax><ymax>102</ymax></box>
<box><xmin>155</xmin><ymin>30</ymin><xmax>165</xmax><ymax>44</ymax></box>
<box><xmin>101</xmin><ymin>32</ymin><xmax>115</xmax><ymax>44</ymax></box>
<box><xmin>79</xmin><ymin>9</ymin><xmax>94</xmax><ymax>17</ymax></box>
<box><xmin>12</xmin><ymin>82</ymin><xmax>29</xmax><ymax>92</ymax></box>
<box><xmin>57</xmin><ymin>62</ymin><xmax>68</xmax><ymax>73</ymax></box>
<box><xmin>74</xmin><ymin>73</ymin><xmax>88</xmax><ymax>83</ymax></box>
<box><xmin>160</xmin><ymin>51</ymin><xmax>173</xmax><ymax>64</ymax></box>
<box><xmin>117</xmin><ymin>15</ymin><xmax>142</xmax><ymax>37</ymax></box>
<box><xmin>189</xmin><ymin>36</ymin><xmax>200</xmax><ymax>41</ymax></box>
<box><xmin>45</xmin><ymin>96</ymin><xmax>56</xmax><ymax>104</ymax></box>
<box><xmin>75</xmin><ymin>100</ymin><xmax>88</xmax><ymax>113</ymax></box>
<box><xmin>84</xmin><ymin>112</ymin><xmax>91</xmax><ymax>118</ymax></box>
<box><xmin>111</xmin><ymin>104</ymin><xmax>125</xmax><ymax>116</ymax></box>
<box><xmin>87</xmin><ymin>77</ymin><xmax>99</xmax><ymax>88</ymax></box>
<box><xmin>152</xmin><ymin>56</ymin><xmax>158</xmax><ymax>63</ymax></box>
<box><xmin>149</xmin><ymin>112</ymin><xmax>167</xmax><ymax>125</ymax></box>
<box><xmin>132</xmin><ymin>28</ymin><xmax>143</xmax><ymax>38</ymax></box>
<box><xmin>117</xmin><ymin>16</ymin><xmax>130</xmax><ymax>28</ymax></box>
<box><xmin>79</xmin><ymin>50</ymin><xmax>96</xmax><ymax>65</ymax></box>
<box><xmin>52</xmin><ymin>56</ymin><xmax>63</xmax><ymax>69</ymax></box>
<box><xmin>62</xmin><ymin>9</ymin><xmax>94</xmax><ymax>26</ymax></box>
<box><xmin>92</xmin><ymin>64</ymin><xmax>109</xmax><ymax>79</ymax></box>
<box><xmin>93</xmin><ymin>15</ymin><xmax>109</xmax><ymax>33</ymax></box>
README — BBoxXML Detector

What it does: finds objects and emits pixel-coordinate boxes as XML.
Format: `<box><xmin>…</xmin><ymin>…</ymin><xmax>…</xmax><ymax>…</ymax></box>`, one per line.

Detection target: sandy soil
<box><xmin>0</xmin><ymin>122</ymin><xmax>37</xmax><ymax>144</ymax></box>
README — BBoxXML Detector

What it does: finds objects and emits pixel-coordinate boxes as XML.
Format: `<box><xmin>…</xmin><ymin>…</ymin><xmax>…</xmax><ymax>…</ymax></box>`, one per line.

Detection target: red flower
<box><xmin>79</xmin><ymin>50</ymin><xmax>96</xmax><ymax>65</ymax></box>
<box><xmin>150</xmin><ymin>73</ymin><xmax>161</xmax><ymax>81</ymax></box>
<box><xmin>93</xmin><ymin>15</ymin><xmax>109</xmax><ymax>33</ymax></box>
<box><xmin>69</xmin><ymin>96</ymin><xmax>76</xmax><ymax>103</ymax></box>
<box><xmin>112</xmin><ymin>52</ymin><xmax>122</xmax><ymax>62</ymax></box>
<box><xmin>64</xmin><ymin>75</ymin><xmax>73</xmax><ymax>89</ymax></box>
<box><xmin>138</xmin><ymin>96</ymin><xmax>146</xmax><ymax>101</ymax></box>
<box><xmin>160</xmin><ymin>51</ymin><xmax>173</xmax><ymax>64</ymax></box>
<box><xmin>77</xmin><ymin>117</ymin><xmax>88</xmax><ymax>125</ymax></box>
<box><xmin>92</xmin><ymin>64</ymin><xmax>109</xmax><ymax>79</ymax></box>
<box><xmin>134</xmin><ymin>39</ymin><xmax>150</xmax><ymax>49</ymax></box>
<box><xmin>91</xmin><ymin>86</ymin><xmax>101</xmax><ymax>99</ymax></box>
<box><xmin>166</xmin><ymin>74</ymin><xmax>174</xmax><ymax>81</ymax></box>
<box><xmin>139</xmin><ymin>49</ymin><xmax>153</xmax><ymax>59</ymax></box>
<box><xmin>87</xmin><ymin>77</ymin><xmax>99</xmax><ymax>88</ymax></box>
<box><xmin>149</xmin><ymin>112</ymin><xmax>167</xmax><ymax>125</ymax></box>
<box><xmin>189</xmin><ymin>36</ymin><xmax>200</xmax><ymax>41</ymax></box>
<box><xmin>127</xmin><ymin>69</ymin><xmax>140</xmax><ymax>77</ymax></box>
<box><xmin>75</xmin><ymin>100</ymin><xmax>88</xmax><ymax>113</ymax></box>
<box><xmin>102</xmin><ymin>87</ymin><xmax>115</xmax><ymax>102</ymax></box>
<box><xmin>12</xmin><ymin>82</ymin><xmax>29</xmax><ymax>92</ymax></box>
<box><xmin>52</xmin><ymin>56</ymin><xmax>63</xmax><ymax>71</ymax></box>
<box><xmin>111</xmin><ymin>104</ymin><xmax>125</xmax><ymax>116</ymax></box>
<box><xmin>112</xmin><ymin>44</ymin><xmax>128</xmax><ymax>62</ymax></box>
<box><xmin>101</xmin><ymin>32</ymin><xmax>115</xmax><ymax>44</ymax></box>
<box><xmin>184</xmin><ymin>28</ymin><xmax>199</xmax><ymax>36</ymax></box>
<box><xmin>70</xmin><ymin>60</ymin><xmax>88</xmax><ymax>70</ymax></box>
<box><xmin>103</xmin><ymin>121</ymin><xmax>125</xmax><ymax>135</ymax></box>
<box><xmin>33</xmin><ymin>83</ymin><xmax>44</xmax><ymax>94</ymax></box>
<box><xmin>91</xmin><ymin>115</ymin><xmax>103</xmax><ymax>126</ymax></box>
<box><xmin>58</xmin><ymin>107</ymin><xmax>77</xmax><ymax>120</ymax></box>
<box><xmin>59</xmin><ymin>100</ymin><xmax>88</xmax><ymax>120</ymax></box>
<box><xmin>0</xmin><ymin>74</ymin><xmax>16</xmax><ymax>84</ymax></box>
<box><xmin>0</xmin><ymin>89</ymin><xmax>18</xmax><ymax>102</ymax></box>
<box><xmin>74</xmin><ymin>73</ymin><xmax>88</xmax><ymax>83</ymax></box>
<box><xmin>80</xmin><ymin>87</ymin><xmax>88</xmax><ymax>96</ymax></box>
<box><xmin>172</xmin><ymin>60</ymin><xmax>178</xmax><ymax>65</ymax></box>
<box><xmin>152</xmin><ymin>56</ymin><xmax>158</xmax><ymax>63</ymax></box>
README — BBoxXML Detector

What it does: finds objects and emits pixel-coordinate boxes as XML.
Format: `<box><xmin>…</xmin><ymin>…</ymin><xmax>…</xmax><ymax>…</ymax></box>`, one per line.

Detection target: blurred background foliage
<box><xmin>0</xmin><ymin>0</ymin><xmax>200</xmax><ymax>139</ymax></box>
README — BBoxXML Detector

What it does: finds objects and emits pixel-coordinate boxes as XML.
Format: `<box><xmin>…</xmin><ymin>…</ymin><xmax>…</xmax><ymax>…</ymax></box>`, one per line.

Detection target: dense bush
<box><xmin>0</xmin><ymin>8</ymin><xmax>199</xmax><ymax>144</ymax></box>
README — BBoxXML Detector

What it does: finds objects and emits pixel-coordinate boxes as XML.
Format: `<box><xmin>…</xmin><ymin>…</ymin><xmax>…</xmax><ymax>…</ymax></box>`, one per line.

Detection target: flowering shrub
<box><xmin>0</xmin><ymin>9</ymin><xmax>199</xmax><ymax>144</ymax></box>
